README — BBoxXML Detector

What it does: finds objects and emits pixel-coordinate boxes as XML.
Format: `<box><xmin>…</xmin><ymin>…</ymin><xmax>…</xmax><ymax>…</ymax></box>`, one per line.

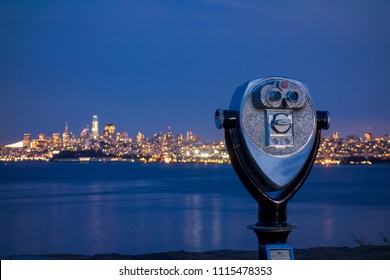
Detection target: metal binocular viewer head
<box><xmin>215</xmin><ymin>77</ymin><xmax>330</xmax><ymax>229</ymax></box>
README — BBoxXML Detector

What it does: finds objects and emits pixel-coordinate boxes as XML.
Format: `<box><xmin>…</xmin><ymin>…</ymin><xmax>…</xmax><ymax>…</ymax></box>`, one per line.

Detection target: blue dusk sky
<box><xmin>1</xmin><ymin>0</ymin><xmax>389</xmax><ymax>145</ymax></box>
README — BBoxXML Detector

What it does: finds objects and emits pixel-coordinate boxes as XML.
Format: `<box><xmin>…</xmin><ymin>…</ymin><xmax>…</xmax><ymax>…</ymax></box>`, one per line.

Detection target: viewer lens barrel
<box><xmin>267</xmin><ymin>90</ymin><xmax>282</xmax><ymax>102</ymax></box>
<box><xmin>287</xmin><ymin>91</ymin><xmax>299</xmax><ymax>103</ymax></box>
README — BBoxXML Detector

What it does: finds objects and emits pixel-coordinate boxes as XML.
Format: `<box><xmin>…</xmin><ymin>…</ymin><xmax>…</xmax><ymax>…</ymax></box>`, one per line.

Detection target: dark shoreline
<box><xmin>2</xmin><ymin>246</ymin><xmax>390</xmax><ymax>260</ymax></box>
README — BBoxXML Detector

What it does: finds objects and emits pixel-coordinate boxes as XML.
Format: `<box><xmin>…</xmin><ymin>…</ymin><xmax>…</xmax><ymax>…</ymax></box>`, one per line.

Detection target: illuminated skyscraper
<box><xmin>38</xmin><ymin>133</ymin><xmax>47</xmax><ymax>148</ymax></box>
<box><xmin>136</xmin><ymin>132</ymin><xmax>145</xmax><ymax>144</ymax></box>
<box><xmin>52</xmin><ymin>133</ymin><xmax>61</xmax><ymax>148</ymax></box>
<box><xmin>62</xmin><ymin>121</ymin><xmax>70</xmax><ymax>147</ymax></box>
<box><xmin>92</xmin><ymin>115</ymin><xmax>99</xmax><ymax>139</ymax></box>
<box><xmin>23</xmin><ymin>133</ymin><xmax>31</xmax><ymax>148</ymax></box>
<box><xmin>103</xmin><ymin>123</ymin><xmax>116</xmax><ymax>139</ymax></box>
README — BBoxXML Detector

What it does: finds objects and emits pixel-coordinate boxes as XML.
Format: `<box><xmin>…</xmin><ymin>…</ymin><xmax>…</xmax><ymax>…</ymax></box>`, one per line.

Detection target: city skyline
<box><xmin>1</xmin><ymin>113</ymin><xmax>387</xmax><ymax>148</ymax></box>
<box><xmin>1</xmin><ymin>113</ymin><xmax>389</xmax><ymax>165</ymax></box>
<box><xmin>1</xmin><ymin>1</ymin><xmax>389</xmax><ymax>145</ymax></box>
<box><xmin>3</xmin><ymin>115</ymin><xmax>205</xmax><ymax>147</ymax></box>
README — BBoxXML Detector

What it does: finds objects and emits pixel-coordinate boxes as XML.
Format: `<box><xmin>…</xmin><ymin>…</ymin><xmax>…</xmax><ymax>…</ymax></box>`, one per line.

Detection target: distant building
<box><xmin>23</xmin><ymin>133</ymin><xmax>31</xmax><ymax>148</ymax></box>
<box><xmin>136</xmin><ymin>132</ymin><xmax>145</xmax><ymax>144</ymax></box>
<box><xmin>364</xmin><ymin>132</ymin><xmax>373</xmax><ymax>142</ymax></box>
<box><xmin>103</xmin><ymin>123</ymin><xmax>116</xmax><ymax>140</ymax></box>
<box><xmin>332</xmin><ymin>131</ymin><xmax>339</xmax><ymax>140</ymax></box>
<box><xmin>37</xmin><ymin>133</ymin><xmax>47</xmax><ymax>148</ymax></box>
<box><xmin>52</xmin><ymin>133</ymin><xmax>61</xmax><ymax>148</ymax></box>
<box><xmin>178</xmin><ymin>133</ymin><xmax>183</xmax><ymax>142</ymax></box>
<box><xmin>30</xmin><ymin>139</ymin><xmax>39</xmax><ymax>149</ymax></box>
<box><xmin>186</xmin><ymin>131</ymin><xmax>193</xmax><ymax>141</ymax></box>
<box><xmin>164</xmin><ymin>131</ymin><xmax>174</xmax><ymax>141</ymax></box>
<box><xmin>79</xmin><ymin>126</ymin><xmax>90</xmax><ymax>148</ymax></box>
<box><xmin>117</xmin><ymin>132</ymin><xmax>129</xmax><ymax>142</ymax></box>
<box><xmin>92</xmin><ymin>115</ymin><xmax>99</xmax><ymax>139</ymax></box>
<box><xmin>80</xmin><ymin>126</ymin><xmax>90</xmax><ymax>138</ymax></box>
<box><xmin>62</xmin><ymin>121</ymin><xmax>70</xmax><ymax>147</ymax></box>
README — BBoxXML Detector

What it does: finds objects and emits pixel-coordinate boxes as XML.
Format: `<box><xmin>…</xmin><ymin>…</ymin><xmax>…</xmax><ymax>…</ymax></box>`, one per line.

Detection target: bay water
<box><xmin>0</xmin><ymin>162</ymin><xmax>389</xmax><ymax>256</ymax></box>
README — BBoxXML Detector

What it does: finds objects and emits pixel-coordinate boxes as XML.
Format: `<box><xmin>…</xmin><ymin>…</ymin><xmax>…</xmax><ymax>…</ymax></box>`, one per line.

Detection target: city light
<box><xmin>0</xmin><ymin>116</ymin><xmax>389</xmax><ymax>164</ymax></box>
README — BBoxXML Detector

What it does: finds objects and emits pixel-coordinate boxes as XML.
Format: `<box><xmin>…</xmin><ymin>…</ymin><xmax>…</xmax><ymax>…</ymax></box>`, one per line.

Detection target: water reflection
<box><xmin>211</xmin><ymin>198</ymin><xmax>222</xmax><ymax>248</ymax></box>
<box><xmin>1</xmin><ymin>163</ymin><xmax>390</xmax><ymax>256</ymax></box>
<box><xmin>183</xmin><ymin>194</ymin><xmax>203</xmax><ymax>251</ymax></box>
<box><xmin>322</xmin><ymin>206</ymin><xmax>334</xmax><ymax>241</ymax></box>
<box><xmin>87</xmin><ymin>184</ymin><xmax>106</xmax><ymax>252</ymax></box>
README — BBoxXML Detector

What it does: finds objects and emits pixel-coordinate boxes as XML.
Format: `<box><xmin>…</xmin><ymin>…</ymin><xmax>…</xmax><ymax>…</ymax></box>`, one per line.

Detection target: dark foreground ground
<box><xmin>2</xmin><ymin>246</ymin><xmax>390</xmax><ymax>260</ymax></box>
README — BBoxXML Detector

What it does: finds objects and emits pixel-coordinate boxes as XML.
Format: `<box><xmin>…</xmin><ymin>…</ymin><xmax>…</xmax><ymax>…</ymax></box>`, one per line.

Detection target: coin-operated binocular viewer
<box><xmin>215</xmin><ymin>77</ymin><xmax>330</xmax><ymax>260</ymax></box>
